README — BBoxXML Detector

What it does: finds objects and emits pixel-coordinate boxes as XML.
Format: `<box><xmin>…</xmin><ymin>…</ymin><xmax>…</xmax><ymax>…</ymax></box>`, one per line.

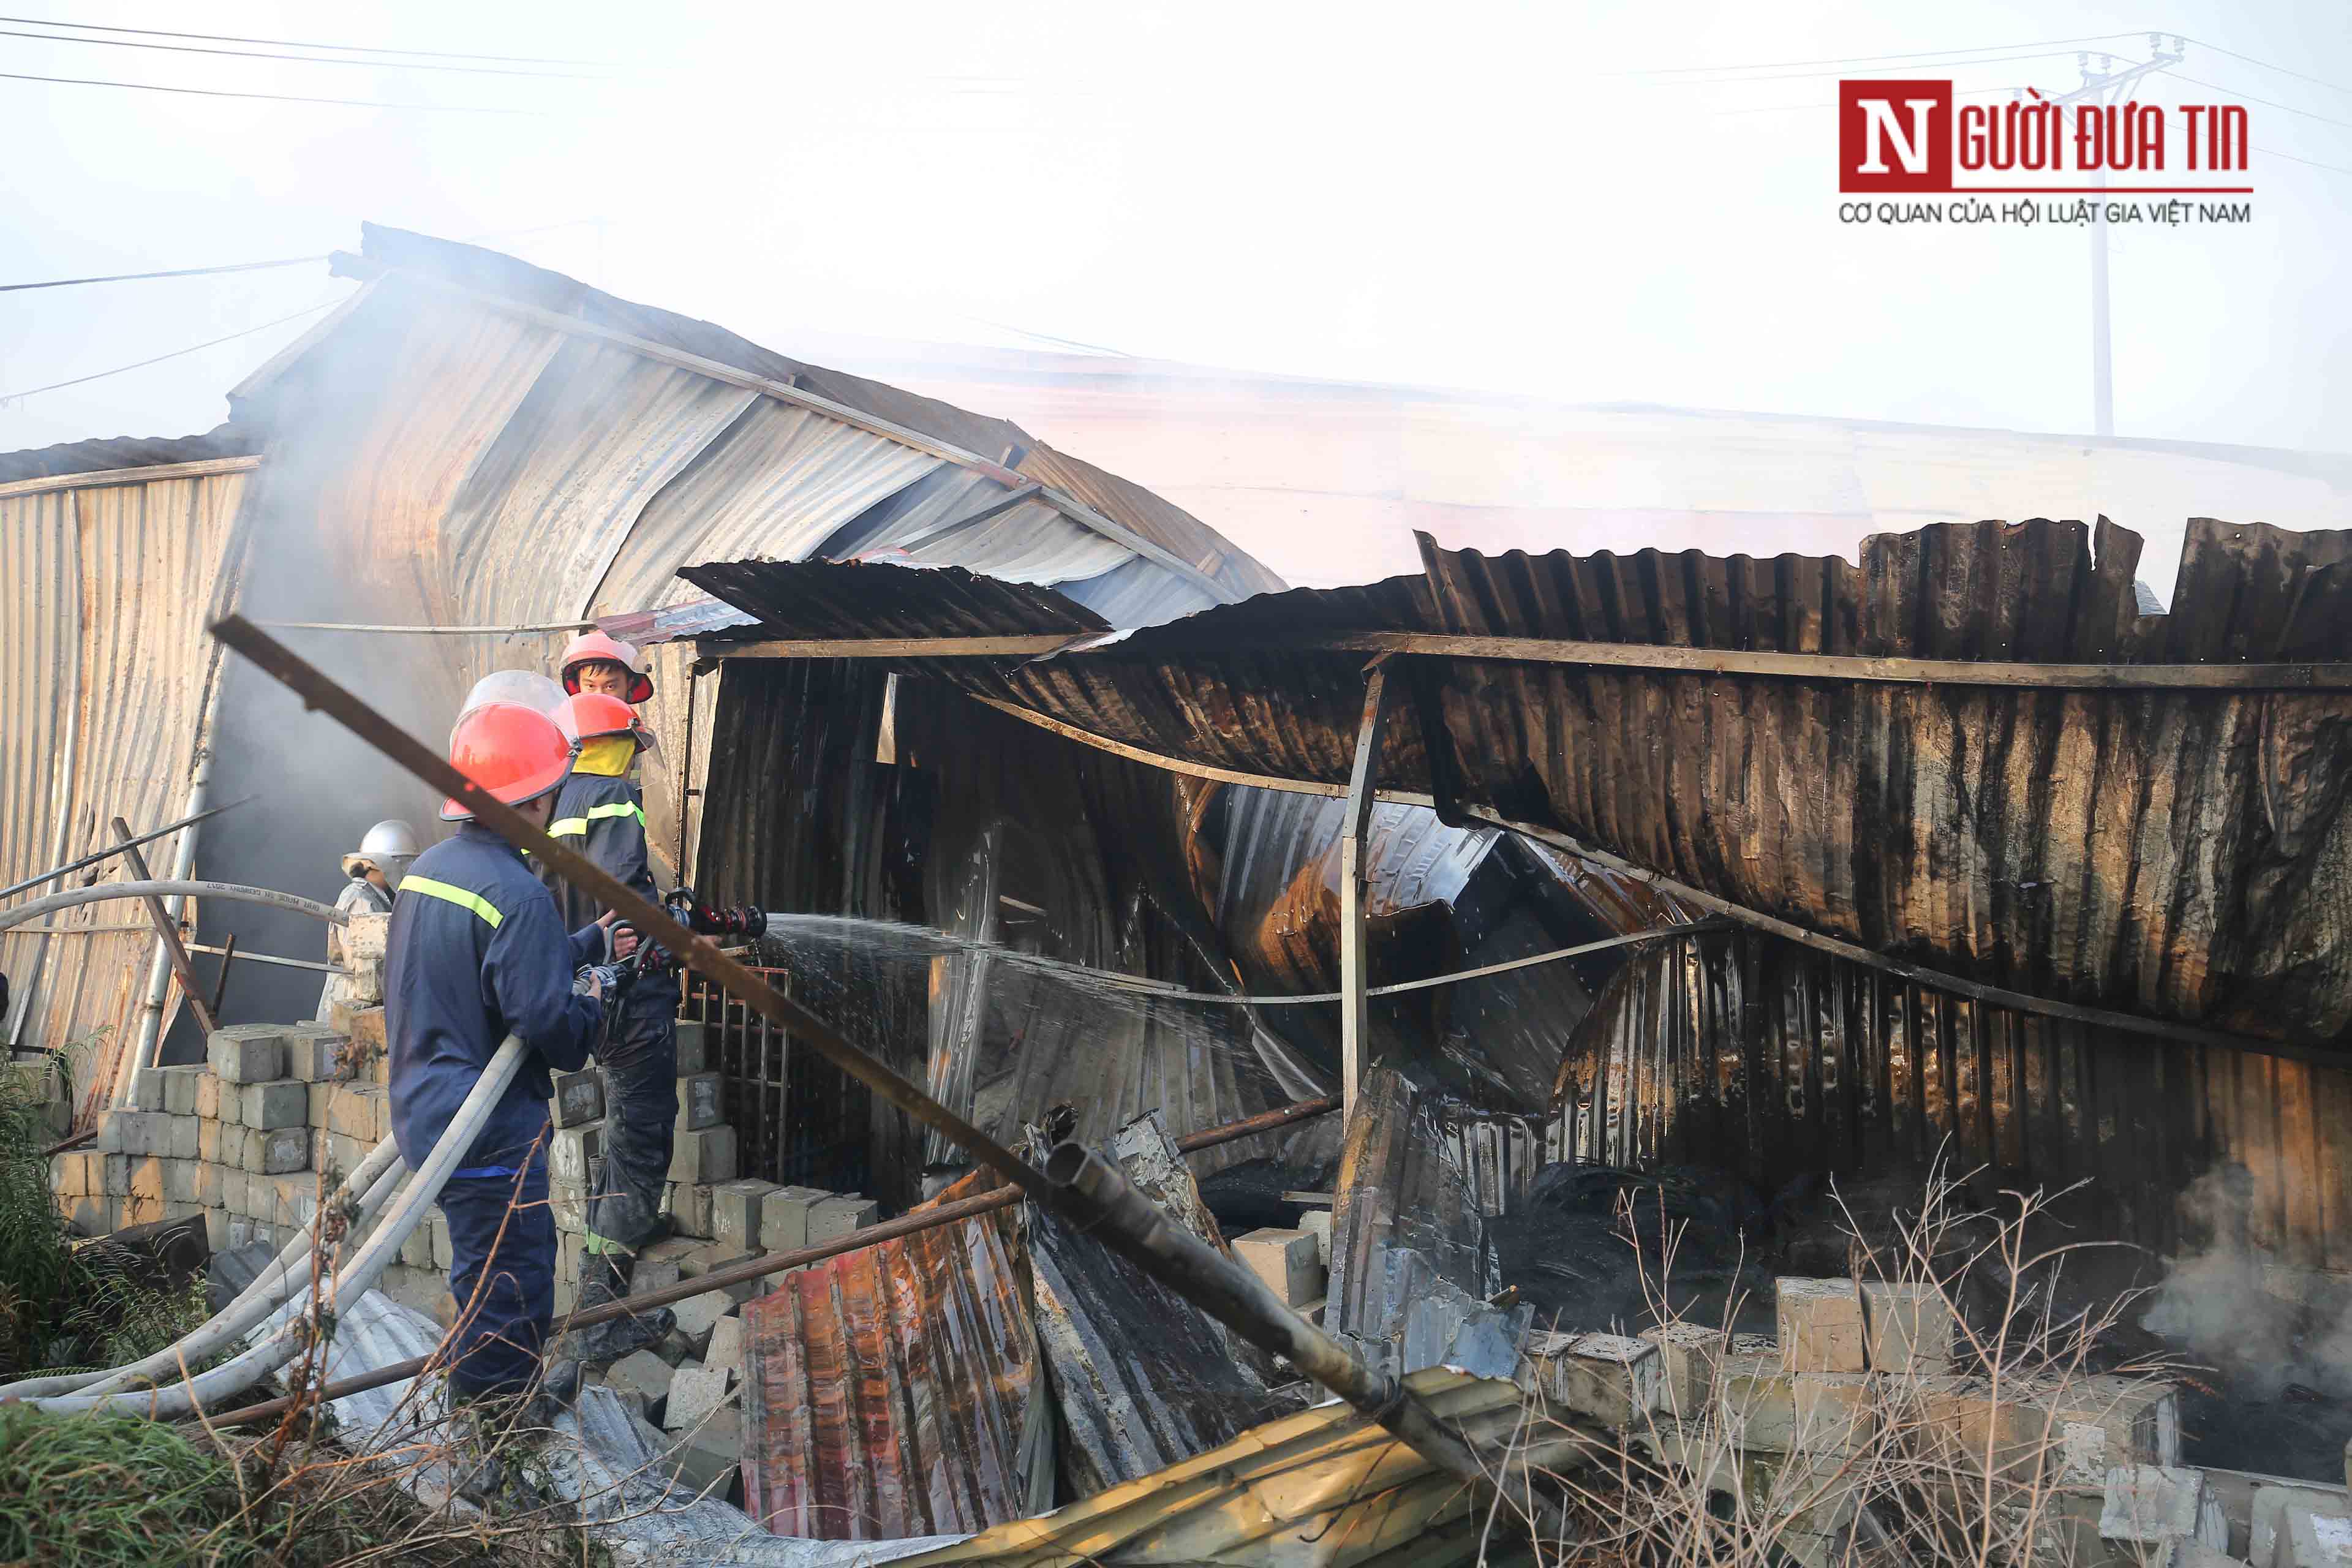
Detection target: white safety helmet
<box><xmin>343</xmin><ymin>818</ymin><xmax>421</xmax><ymax>888</ymax></box>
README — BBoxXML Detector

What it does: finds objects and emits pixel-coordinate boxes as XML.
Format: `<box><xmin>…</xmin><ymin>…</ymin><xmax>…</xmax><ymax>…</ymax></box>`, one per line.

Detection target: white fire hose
<box><xmin>0</xmin><ymin>879</ymin><xmax>345</xmax><ymax>933</ymax></box>
<box><xmin>26</xmin><ymin>1036</ymin><xmax>529</xmax><ymax>1419</ymax></box>
<box><xmin>0</xmin><ymin>1134</ymin><xmax>407</xmax><ymax>1401</ymax></box>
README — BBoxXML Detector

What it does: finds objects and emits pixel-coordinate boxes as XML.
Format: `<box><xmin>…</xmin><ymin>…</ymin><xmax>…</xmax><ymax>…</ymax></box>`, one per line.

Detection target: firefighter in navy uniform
<box><xmin>385</xmin><ymin>695</ymin><xmax>622</xmax><ymax>1502</ymax></box>
<box><xmin>539</xmin><ymin>687</ymin><xmax>679</xmax><ymax>1366</ymax></box>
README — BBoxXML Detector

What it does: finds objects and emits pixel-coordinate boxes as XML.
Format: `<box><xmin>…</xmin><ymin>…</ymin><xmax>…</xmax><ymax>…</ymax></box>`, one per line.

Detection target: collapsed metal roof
<box><xmin>687</xmin><ymin>516</ymin><xmax>2352</xmax><ymax>1055</ymax></box>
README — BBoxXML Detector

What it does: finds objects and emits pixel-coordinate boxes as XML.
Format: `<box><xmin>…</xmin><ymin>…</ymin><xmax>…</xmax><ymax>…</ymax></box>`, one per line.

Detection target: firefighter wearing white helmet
<box><xmin>314</xmin><ymin>818</ymin><xmax>420</xmax><ymax>1022</ymax></box>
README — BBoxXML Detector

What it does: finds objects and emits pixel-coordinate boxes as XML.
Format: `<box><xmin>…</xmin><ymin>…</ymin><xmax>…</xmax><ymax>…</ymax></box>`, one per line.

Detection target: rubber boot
<box><xmin>450</xmin><ymin>1390</ymin><xmax>559</xmax><ymax>1512</ymax></box>
<box><xmin>564</xmin><ymin>1251</ymin><xmax>674</xmax><ymax>1365</ymax></box>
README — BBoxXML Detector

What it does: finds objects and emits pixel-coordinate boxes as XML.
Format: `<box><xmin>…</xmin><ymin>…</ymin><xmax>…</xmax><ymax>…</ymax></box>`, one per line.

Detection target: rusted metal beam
<box><xmin>206</xmin><ymin>619</ymin><xmax>1513</xmax><ymax>1506</ymax></box>
<box><xmin>716</xmin><ymin>633</ymin><xmax>1098</xmax><ymax>660</ymax></box>
<box><xmin>200</xmin><ymin>1091</ymin><xmax>1343</xmax><ymax>1431</ymax></box>
<box><xmin>207</xmin><ymin>935</ymin><xmax>238</xmax><ymax>1020</ymax></box>
<box><xmin>727</xmin><ymin>628</ymin><xmax>2352</xmax><ymax>690</ymax></box>
<box><xmin>1340</xmin><ymin>666</ymin><xmax>1392</xmax><ymax>1121</ymax></box>
<box><xmin>109</xmin><ymin>817</ymin><xmax>216</xmax><ymax>1047</ymax></box>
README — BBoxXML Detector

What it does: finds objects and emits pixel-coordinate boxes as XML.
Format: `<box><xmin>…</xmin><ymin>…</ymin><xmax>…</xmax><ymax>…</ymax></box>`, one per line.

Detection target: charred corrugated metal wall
<box><xmin>1550</xmin><ymin>927</ymin><xmax>2352</xmax><ymax>1267</ymax></box>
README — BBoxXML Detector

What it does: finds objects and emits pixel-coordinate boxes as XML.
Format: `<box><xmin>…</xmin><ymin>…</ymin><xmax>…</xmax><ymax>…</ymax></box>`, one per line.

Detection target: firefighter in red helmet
<box><xmin>559</xmin><ymin>631</ymin><xmax>654</xmax><ymax>706</ymax></box>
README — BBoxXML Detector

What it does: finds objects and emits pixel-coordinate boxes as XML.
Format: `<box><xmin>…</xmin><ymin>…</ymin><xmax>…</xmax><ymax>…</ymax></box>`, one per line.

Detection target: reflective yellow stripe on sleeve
<box><xmin>399</xmin><ymin>874</ymin><xmax>504</xmax><ymax>929</ymax></box>
<box><xmin>549</xmin><ymin>801</ymin><xmax>644</xmax><ymax>839</ymax></box>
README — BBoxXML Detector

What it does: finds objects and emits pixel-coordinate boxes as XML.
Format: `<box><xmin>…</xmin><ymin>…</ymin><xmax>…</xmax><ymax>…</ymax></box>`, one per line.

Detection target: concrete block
<box><xmin>342</xmin><ymin>911</ymin><xmax>391</xmax><ymax>964</ymax></box>
<box><xmin>197</xmin><ymin>1118</ymin><xmax>221</xmax><ymax>1164</ymax></box>
<box><xmin>654</xmin><ymin>1328</ymin><xmax>697</xmax><ymax>1368</ymax></box>
<box><xmin>102</xmin><ymin>1152</ymin><xmax>129</xmax><ymax>1196</ymax></box>
<box><xmin>808</xmin><ymin>1194</ymin><xmax>879</xmax><ymax>1246</ymax></box>
<box><xmin>551</xmin><ymin>1069</ymin><xmax>603</xmax><ymax>1129</ymax></box>
<box><xmin>126</xmin><ymin>1155</ymin><xmax>164</xmax><ymax>1207</ymax></box>
<box><xmin>551</xmin><ymin>1121</ymin><xmax>604</xmax><ymax>1188</ymax></box>
<box><xmin>673</xmin><ymin>1019</ymin><xmax>709</xmax><ymax>1076</ymax></box>
<box><xmin>1233</xmin><ymin>1227</ymin><xmax>1325</xmax><ymax>1308</ymax></box>
<box><xmin>240</xmin><ymin>1125</ymin><xmax>308</xmax><ymax>1175</ymax></box>
<box><xmin>282</xmin><ymin>1027</ymin><xmax>344</xmax><ymax>1083</ymax></box>
<box><xmin>551</xmin><ymin>1178</ymin><xmax>591</xmax><ymax>1234</ymax></box>
<box><xmin>220</xmin><ymin>1166</ymin><xmax>248</xmax><ymax>1216</ymax></box>
<box><xmin>636</xmin><ymin>1235</ymin><xmax>698</xmax><ymax>1297</ymax></box>
<box><xmin>315</xmin><ymin>1130</ymin><xmax>368</xmax><ymax>1182</ymax></box>
<box><xmin>64</xmin><ymin>1194</ymin><xmax>106</xmax><ymax>1235</ymax></box>
<box><xmin>662</xmin><ymin>1406</ymin><xmax>741</xmax><ymax>1500</ymax></box>
<box><xmin>306</xmin><ymin>1082</ymin><xmax>332</xmax><ymax>1128</ymax></box>
<box><xmin>105</xmin><ymin>1110</ymin><xmax>164</xmax><ymax>1156</ymax></box>
<box><xmin>2101</xmin><ymin>1466</ymin><xmax>2226</xmax><ymax>1553</ymax></box>
<box><xmin>194</xmin><ymin>1072</ymin><xmax>221</xmax><ymax>1120</ymax></box>
<box><xmin>375</xmin><ymin>1090</ymin><xmax>393</xmax><ymax>1142</ymax></box>
<box><xmin>1791</xmin><ymin>1372</ymin><xmax>1874</xmax><ymax>1455</ymax></box>
<box><xmin>702</xmin><ymin>1252</ymin><xmax>771</xmax><ymax>1306</ymax></box>
<box><xmin>132</xmin><ymin>1068</ymin><xmax>165</xmax><ymax>1110</ymax></box>
<box><xmin>328</xmin><ymin>1005</ymin><xmax>386</xmax><ymax>1058</ymax></box>
<box><xmin>57</xmin><ymin>1150</ymin><xmax>102</xmax><ymax>1197</ymax></box>
<box><xmin>672</xmin><ymin>1289</ymin><xmax>733</xmax><ymax>1349</ymax></box>
<box><xmin>169</xmin><ymin>1114</ymin><xmax>199</xmax><ymax>1159</ymax></box>
<box><xmin>200</xmin><ymin>1205</ymin><xmax>230</xmax><ymax>1253</ymax></box>
<box><xmin>665</xmin><ymin>1361</ymin><xmax>734</xmax><ymax>1433</ymax></box>
<box><xmin>157</xmin><ymin>1064</ymin><xmax>203</xmax><ymax>1116</ymax></box>
<box><xmin>208</xmin><ymin>1025</ymin><xmax>284</xmax><ymax>1084</ymax></box>
<box><xmin>668</xmin><ymin>1125</ymin><xmax>736</xmax><ymax>1185</ymax></box>
<box><xmin>119</xmin><ymin>1193</ymin><xmax>162</xmax><ymax>1229</ymax></box>
<box><xmin>1531</xmin><ymin>1331</ymin><xmax>1664</xmax><ymax>1427</ymax></box>
<box><xmin>323</xmin><ymin>1085</ymin><xmax>382</xmax><ymax>1142</ymax></box>
<box><xmin>241</xmin><ymin>1080</ymin><xmax>307</xmax><ymax>1131</ymax></box>
<box><xmin>1776</xmin><ymin>1278</ymin><xmax>1866</xmax><ymax>1373</ymax></box>
<box><xmin>265</xmin><ymin>1173</ymin><xmax>318</xmax><ymax>1231</ymax></box>
<box><xmin>708</xmin><ymin>1181</ymin><xmax>771</xmax><ymax>1253</ymax></box>
<box><xmin>400</xmin><ymin>1223</ymin><xmax>435</xmax><ymax>1270</ymax></box>
<box><xmin>667</xmin><ymin>1182</ymin><xmax>715</xmax><ymax>1240</ymax></box>
<box><xmin>1298</xmin><ymin>1208</ymin><xmax>1333</xmax><ymax>1267</ymax></box>
<box><xmin>2035</xmin><ymin>1374</ymin><xmax>2182</xmax><ymax>1487</ymax></box>
<box><xmin>2253</xmin><ymin>1487</ymin><xmax>2351</xmax><ymax>1568</ymax></box>
<box><xmin>1716</xmin><ymin>1349</ymin><xmax>1801</xmax><ymax>1452</ymax></box>
<box><xmin>675</xmin><ymin>1071</ymin><xmax>724</xmax><ymax>1133</ymax></box>
<box><xmin>558</xmin><ymin>1231</ymin><xmax>582</xmax><ymax>1286</ymax></box>
<box><xmin>162</xmin><ymin>1158</ymin><xmax>205</xmax><ymax>1205</ymax></box>
<box><xmin>1860</xmin><ymin>1281</ymin><xmax>1955</xmax><ymax>1373</ymax></box>
<box><xmin>428</xmin><ymin>1207</ymin><xmax>453</xmax><ymax>1270</ymax></box>
<box><xmin>375</xmin><ymin>1264</ymin><xmax>453</xmax><ymax>1322</ymax></box>
<box><xmin>1640</xmin><ymin>1322</ymin><xmax>1738</xmax><ymax>1419</ymax></box>
<box><xmin>750</xmin><ymin>1184</ymin><xmax>818</xmax><ymax>1252</ymax></box>
<box><xmin>607</xmin><ymin>1349</ymin><xmax>675</xmax><ymax>1409</ymax></box>
<box><xmin>705</xmin><ymin>1314</ymin><xmax>747</xmax><ymax>1376</ymax></box>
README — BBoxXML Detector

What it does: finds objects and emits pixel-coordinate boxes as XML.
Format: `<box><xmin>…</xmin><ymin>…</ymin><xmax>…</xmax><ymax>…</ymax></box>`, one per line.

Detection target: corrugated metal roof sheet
<box><xmin>740</xmin><ymin>1206</ymin><xmax>1047</xmax><ymax>1540</ymax></box>
<box><xmin>682</xmin><ymin>557</ymin><xmax>1110</xmax><ymax>643</ymax></box>
<box><xmin>1550</xmin><ymin>925</ymin><xmax>2352</xmax><ymax>1268</ymax></box>
<box><xmin>723</xmin><ymin>518</ymin><xmax>2352</xmax><ymax>1050</ymax></box>
<box><xmin>0</xmin><ymin>425</ymin><xmax>257</xmax><ymax>485</ymax></box>
<box><xmin>896</xmin><ymin>1366</ymin><xmax>1563</xmax><ymax>1567</ymax></box>
<box><xmin>0</xmin><ymin>458</ymin><xmax>248</xmax><ymax>1117</ymax></box>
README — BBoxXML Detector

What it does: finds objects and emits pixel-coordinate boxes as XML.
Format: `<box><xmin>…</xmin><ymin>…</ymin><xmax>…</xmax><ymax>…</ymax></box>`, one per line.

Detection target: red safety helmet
<box><xmin>559</xmin><ymin>631</ymin><xmax>654</xmax><ymax>705</ymax></box>
<box><xmin>439</xmin><ymin>701</ymin><xmax>575</xmax><ymax>822</ymax></box>
<box><xmin>552</xmin><ymin>690</ymin><xmax>662</xmax><ymax>761</ymax></box>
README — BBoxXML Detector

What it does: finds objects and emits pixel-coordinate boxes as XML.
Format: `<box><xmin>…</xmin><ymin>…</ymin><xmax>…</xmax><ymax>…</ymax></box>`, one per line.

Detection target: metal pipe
<box><xmin>113</xmin><ymin>815</ymin><xmax>218</xmax><ymax>1044</ymax></box>
<box><xmin>8</xmin><ymin>617</ymin><xmax>82</xmax><ymax>1051</ymax></box>
<box><xmin>116</xmin><ymin>757</ymin><xmax>209</xmax><ymax>1110</ymax></box>
<box><xmin>203</xmin><ymin>1092</ymin><xmax>1348</xmax><ymax>1431</ymax></box>
<box><xmin>0</xmin><ymin>880</ymin><xmax>346</xmax><ymax>939</ymax></box>
<box><xmin>0</xmin><ymin>796</ymin><xmax>249</xmax><ymax>902</ymax></box>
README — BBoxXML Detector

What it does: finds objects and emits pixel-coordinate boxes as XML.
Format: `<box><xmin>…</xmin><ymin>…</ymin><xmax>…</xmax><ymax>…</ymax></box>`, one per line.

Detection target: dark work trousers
<box><xmin>584</xmin><ymin>986</ymin><xmax>678</xmax><ymax>1257</ymax></box>
<box><xmin>440</xmin><ymin>1160</ymin><xmax>555</xmax><ymax>1401</ymax></box>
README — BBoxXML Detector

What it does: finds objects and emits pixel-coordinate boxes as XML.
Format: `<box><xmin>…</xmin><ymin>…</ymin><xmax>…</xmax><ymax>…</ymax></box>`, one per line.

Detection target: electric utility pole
<box><xmin>2034</xmin><ymin>36</ymin><xmax>2184</xmax><ymax>437</ymax></box>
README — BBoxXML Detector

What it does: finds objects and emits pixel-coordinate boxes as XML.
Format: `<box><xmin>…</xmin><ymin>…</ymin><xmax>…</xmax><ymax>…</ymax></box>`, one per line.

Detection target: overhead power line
<box><xmin>2169</xmin><ymin>71</ymin><xmax>2352</xmax><ymax>131</ymax></box>
<box><xmin>1639</xmin><ymin>48</ymin><xmax>2118</xmax><ymax>86</ymax></box>
<box><xmin>0</xmin><ymin>69</ymin><xmax>547</xmax><ymax>114</ymax></box>
<box><xmin>0</xmin><ymin>12</ymin><xmax>611</xmax><ymax>67</ymax></box>
<box><xmin>1616</xmin><ymin>32</ymin><xmax>2144</xmax><ymax>77</ymax></box>
<box><xmin>0</xmin><ymin>296</ymin><xmax>342</xmax><ymax>404</ymax></box>
<box><xmin>2255</xmin><ymin>143</ymin><xmax>2352</xmax><ymax>176</ymax></box>
<box><xmin>0</xmin><ymin>22</ymin><xmax>607</xmax><ymax>77</ymax></box>
<box><xmin>2174</xmin><ymin>35</ymin><xmax>2352</xmax><ymax>98</ymax></box>
<box><xmin>0</xmin><ymin>254</ymin><xmax>326</xmax><ymax>293</ymax></box>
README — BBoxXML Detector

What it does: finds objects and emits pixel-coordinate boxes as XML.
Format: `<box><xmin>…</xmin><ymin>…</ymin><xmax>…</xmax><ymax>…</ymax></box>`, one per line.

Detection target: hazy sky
<box><xmin>3</xmin><ymin>3</ymin><xmax>2346</xmax><ymax>486</ymax></box>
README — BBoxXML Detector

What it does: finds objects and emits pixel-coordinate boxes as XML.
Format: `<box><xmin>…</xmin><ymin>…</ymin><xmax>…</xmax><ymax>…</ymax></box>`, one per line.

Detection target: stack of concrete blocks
<box><xmin>1507</xmin><ymin>1279</ymin><xmax>2201</xmax><ymax>1568</ymax></box>
<box><xmin>2251</xmin><ymin>1483</ymin><xmax>2352</xmax><ymax>1568</ymax></box>
<box><xmin>51</xmin><ymin>1011</ymin><xmax>418</xmax><ymax>1289</ymax></box>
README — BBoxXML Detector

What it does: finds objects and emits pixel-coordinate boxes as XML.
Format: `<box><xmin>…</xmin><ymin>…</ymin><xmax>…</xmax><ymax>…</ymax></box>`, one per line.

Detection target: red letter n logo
<box><xmin>1839</xmin><ymin>80</ymin><xmax>1953</xmax><ymax>192</ymax></box>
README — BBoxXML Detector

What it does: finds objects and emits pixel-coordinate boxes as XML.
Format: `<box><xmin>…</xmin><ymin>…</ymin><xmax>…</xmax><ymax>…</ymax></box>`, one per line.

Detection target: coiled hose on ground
<box><xmin>24</xmin><ymin>1037</ymin><xmax>529</xmax><ymax>1419</ymax></box>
